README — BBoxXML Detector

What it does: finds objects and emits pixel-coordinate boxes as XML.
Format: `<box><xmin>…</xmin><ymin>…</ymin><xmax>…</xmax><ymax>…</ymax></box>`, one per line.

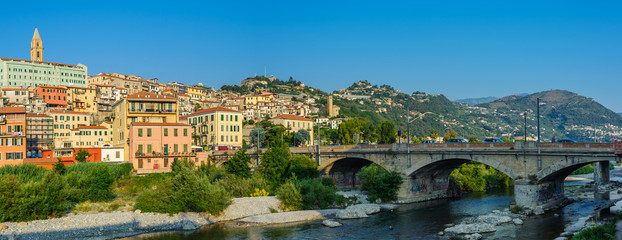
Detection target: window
<box><xmin>174</xmin><ymin>128</ymin><xmax>178</xmax><ymax>136</ymax></box>
<box><xmin>211</xmin><ymin>115</ymin><xmax>214</xmax><ymax>121</ymax></box>
<box><xmin>183</xmin><ymin>144</ymin><xmax>188</xmax><ymax>153</ymax></box>
<box><xmin>137</xmin><ymin>144</ymin><xmax>143</xmax><ymax>154</ymax></box>
<box><xmin>147</xmin><ymin>128</ymin><xmax>152</xmax><ymax>137</ymax></box>
<box><xmin>183</xmin><ymin>129</ymin><xmax>187</xmax><ymax>136</ymax></box>
<box><xmin>221</xmin><ymin>115</ymin><xmax>223</xmax><ymax>121</ymax></box>
<box><xmin>164</xmin><ymin>128</ymin><xmax>168</xmax><ymax>136</ymax></box>
<box><xmin>174</xmin><ymin>144</ymin><xmax>178</xmax><ymax>153</ymax></box>
<box><xmin>147</xmin><ymin>144</ymin><xmax>152</xmax><ymax>153</ymax></box>
<box><xmin>116</xmin><ymin>151</ymin><xmax>120</xmax><ymax>158</ymax></box>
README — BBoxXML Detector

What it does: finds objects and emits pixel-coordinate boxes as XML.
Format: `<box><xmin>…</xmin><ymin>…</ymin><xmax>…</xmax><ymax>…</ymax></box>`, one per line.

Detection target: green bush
<box><xmin>86</xmin><ymin>164</ymin><xmax>115</xmax><ymax>202</ymax></box>
<box><xmin>276</xmin><ymin>182</ymin><xmax>303</xmax><ymax>211</ymax></box>
<box><xmin>64</xmin><ymin>163</ymin><xmax>122</xmax><ymax>202</ymax></box>
<box><xmin>296</xmin><ymin>179</ymin><xmax>339</xmax><ymax>209</ymax></box>
<box><xmin>216</xmin><ymin>174</ymin><xmax>269</xmax><ymax>198</ymax></box>
<box><xmin>450</xmin><ymin>162</ymin><xmax>513</xmax><ymax>192</ymax></box>
<box><xmin>0</xmin><ymin>173</ymin><xmax>67</xmax><ymax>222</ymax></box>
<box><xmin>0</xmin><ymin>163</ymin><xmax>48</xmax><ymax>182</ymax></box>
<box><xmin>571</xmin><ymin>164</ymin><xmax>595</xmax><ymax>175</ymax></box>
<box><xmin>134</xmin><ymin>159</ymin><xmax>231</xmax><ymax>215</ymax></box>
<box><xmin>573</xmin><ymin>218</ymin><xmax>618</xmax><ymax>240</ymax></box>
<box><xmin>358</xmin><ymin>164</ymin><xmax>403</xmax><ymax>202</ymax></box>
<box><xmin>288</xmin><ymin>155</ymin><xmax>319</xmax><ymax>180</ymax></box>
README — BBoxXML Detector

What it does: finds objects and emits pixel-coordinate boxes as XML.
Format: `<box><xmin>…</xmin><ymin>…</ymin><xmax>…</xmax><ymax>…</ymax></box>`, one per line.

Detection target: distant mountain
<box><xmin>455</xmin><ymin>96</ymin><xmax>499</xmax><ymax>105</ymax></box>
<box><xmin>455</xmin><ymin>93</ymin><xmax>529</xmax><ymax>106</ymax></box>
<box><xmin>478</xmin><ymin>90</ymin><xmax>622</xmax><ymax>142</ymax></box>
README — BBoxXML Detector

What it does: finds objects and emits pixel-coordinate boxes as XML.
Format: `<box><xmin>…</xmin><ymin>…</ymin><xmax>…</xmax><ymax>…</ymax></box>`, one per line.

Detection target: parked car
<box><xmin>329</xmin><ymin>143</ymin><xmax>341</xmax><ymax>146</ymax></box>
<box><xmin>482</xmin><ymin>138</ymin><xmax>504</xmax><ymax>143</ymax></box>
<box><xmin>446</xmin><ymin>138</ymin><xmax>468</xmax><ymax>143</ymax></box>
<box><xmin>357</xmin><ymin>142</ymin><xmax>371</xmax><ymax>145</ymax></box>
<box><xmin>422</xmin><ymin>140</ymin><xmax>439</xmax><ymax>144</ymax></box>
<box><xmin>557</xmin><ymin>139</ymin><xmax>578</xmax><ymax>143</ymax></box>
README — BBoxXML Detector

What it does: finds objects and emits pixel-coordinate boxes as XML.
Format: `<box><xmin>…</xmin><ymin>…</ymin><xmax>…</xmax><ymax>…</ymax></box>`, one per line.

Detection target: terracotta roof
<box><xmin>1</xmin><ymin>88</ymin><xmax>30</xmax><ymax>91</ymax></box>
<box><xmin>0</xmin><ymin>57</ymin><xmax>80</xmax><ymax>67</ymax></box>
<box><xmin>127</xmin><ymin>91</ymin><xmax>176</xmax><ymax>100</ymax></box>
<box><xmin>271</xmin><ymin>114</ymin><xmax>312</xmax><ymax>121</ymax></box>
<box><xmin>26</xmin><ymin>113</ymin><xmax>51</xmax><ymax>118</ymax></box>
<box><xmin>130</xmin><ymin>122</ymin><xmax>190</xmax><ymax>127</ymax></box>
<box><xmin>104</xmin><ymin>121</ymin><xmax>113</xmax><ymax>124</ymax></box>
<box><xmin>71</xmin><ymin>126</ymin><xmax>108</xmax><ymax>131</ymax></box>
<box><xmin>0</xmin><ymin>106</ymin><xmax>26</xmax><ymax>114</ymax></box>
<box><xmin>49</xmin><ymin>110</ymin><xmax>89</xmax><ymax>115</ymax></box>
<box><xmin>37</xmin><ymin>86</ymin><xmax>67</xmax><ymax>89</ymax></box>
<box><xmin>179</xmin><ymin>116</ymin><xmax>187</xmax><ymax>120</ymax></box>
<box><xmin>188</xmin><ymin>107</ymin><xmax>241</xmax><ymax>116</ymax></box>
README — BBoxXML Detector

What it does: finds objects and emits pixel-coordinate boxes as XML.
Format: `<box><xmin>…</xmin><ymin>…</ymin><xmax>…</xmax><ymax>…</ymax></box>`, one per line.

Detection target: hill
<box><xmin>455</xmin><ymin>96</ymin><xmax>499</xmax><ymax>105</ymax></box>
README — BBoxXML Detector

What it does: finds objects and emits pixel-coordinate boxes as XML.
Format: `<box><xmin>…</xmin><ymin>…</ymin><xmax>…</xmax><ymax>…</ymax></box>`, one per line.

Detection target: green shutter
<box><xmin>164</xmin><ymin>128</ymin><xmax>168</xmax><ymax>136</ymax></box>
<box><xmin>138</xmin><ymin>144</ymin><xmax>143</xmax><ymax>154</ymax></box>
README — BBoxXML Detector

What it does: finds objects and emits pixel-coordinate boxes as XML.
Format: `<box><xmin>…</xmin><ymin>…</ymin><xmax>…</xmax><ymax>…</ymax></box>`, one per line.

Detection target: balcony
<box><xmin>135</xmin><ymin>151</ymin><xmax>196</xmax><ymax>158</ymax></box>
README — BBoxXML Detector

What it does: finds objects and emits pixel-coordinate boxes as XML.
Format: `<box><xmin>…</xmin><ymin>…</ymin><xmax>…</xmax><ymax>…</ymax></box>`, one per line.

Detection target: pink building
<box><xmin>129</xmin><ymin>122</ymin><xmax>200</xmax><ymax>174</ymax></box>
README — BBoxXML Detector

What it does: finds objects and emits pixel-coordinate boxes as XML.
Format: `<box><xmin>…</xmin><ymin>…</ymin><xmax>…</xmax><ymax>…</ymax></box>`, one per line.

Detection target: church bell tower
<box><xmin>30</xmin><ymin>28</ymin><xmax>43</xmax><ymax>62</ymax></box>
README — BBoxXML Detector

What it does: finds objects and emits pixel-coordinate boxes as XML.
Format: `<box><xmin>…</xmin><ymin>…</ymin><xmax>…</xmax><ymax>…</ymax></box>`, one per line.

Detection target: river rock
<box><xmin>492</xmin><ymin>210</ymin><xmax>501</xmax><ymax>214</ymax></box>
<box><xmin>465</xmin><ymin>233</ymin><xmax>482</xmax><ymax>240</ymax></box>
<box><xmin>379</xmin><ymin>204</ymin><xmax>400</xmax><ymax>211</ymax></box>
<box><xmin>239</xmin><ymin>210</ymin><xmax>325</xmax><ymax>224</ymax></box>
<box><xmin>476</xmin><ymin>214</ymin><xmax>512</xmax><ymax>225</ymax></box>
<box><xmin>438</xmin><ymin>231</ymin><xmax>444</xmax><ymax>236</ymax></box>
<box><xmin>553</xmin><ymin>237</ymin><xmax>567</xmax><ymax>240</ymax></box>
<box><xmin>212</xmin><ymin>196</ymin><xmax>281</xmax><ymax>222</ymax></box>
<box><xmin>16</xmin><ymin>222</ymin><xmax>27</xmax><ymax>228</ymax></box>
<box><xmin>533</xmin><ymin>206</ymin><xmax>545</xmax><ymax>215</ymax></box>
<box><xmin>444</xmin><ymin>223</ymin><xmax>496</xmax><ymax>234</ymax></box>
<box><xmin>322</xmin><ymin>219</ymin><xmax>342</xmax><ymax>228</ymax></box>
<box><xmin>336</xmin><ymin>208</ymin><xmax>368</xmax><ymax>219</ymax></box>
<box><xmin>0</xmin><ymin>224</ymin><xmax>6</xmax><ymax>231</ymax></box>
<box><xmin>513</xmin><ymin>218</ymin><xmax>523</xmax><ymax>225</ymax></box>
<box><xmin>347</xmin><ymin>204</ymin><xmax>381</xmax><ymax>215</ymax></box>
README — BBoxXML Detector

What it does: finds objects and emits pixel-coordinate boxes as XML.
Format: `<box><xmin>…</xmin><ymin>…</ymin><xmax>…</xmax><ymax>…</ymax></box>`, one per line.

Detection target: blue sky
<box><xmin>2</xmin><ymin>1</ymin><xmax>622</xmax><ymax>111</ymax></box>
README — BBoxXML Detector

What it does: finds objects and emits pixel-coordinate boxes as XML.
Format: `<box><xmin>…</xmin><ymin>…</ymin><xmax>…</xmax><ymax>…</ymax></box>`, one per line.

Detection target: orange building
<box><xmin>34</xmin><ymin>86</ymin><xmax>67</xmax><ymax>108</ymax></box>
<box><xmin>0</xmin><ymin>107</ymin><xmax>27</xmax><ymax>166</ymax></box>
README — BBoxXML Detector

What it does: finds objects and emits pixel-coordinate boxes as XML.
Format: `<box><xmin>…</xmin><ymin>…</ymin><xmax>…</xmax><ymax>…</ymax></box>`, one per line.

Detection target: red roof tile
<box><xmin>188</xmin><ymin>107</ymin><xmax>241</xmax><ymax>116</ymax></box>
<box><xmin>26</xmin><ymin>113</ymin><xmax>51</xmax><ymax>118</ymax></box>
<box><xmin>0</xmin><ymin>107</ymin><xmax>26</xmax><ymax>114</ymax></box>
<box><xmin>127</xmin><ymin>91</ymin><xmax>176</xmax><ymax>100</ymax></box>
<box><xmin>271</xmin><ymin>114</ymin><xmax>312</xmax><ymax>121</ymax></box>
<box><xmin>130</xmin><ymin>122</ymin><xmax>190</xmax><ymax>127</ymax></box>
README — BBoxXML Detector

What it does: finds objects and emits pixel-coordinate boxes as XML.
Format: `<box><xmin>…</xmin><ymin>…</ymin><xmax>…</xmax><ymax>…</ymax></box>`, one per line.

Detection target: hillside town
<box><xmin>0</xmin><ymin>29</ymin><xmax>344</xmax><ymax>172</ymax></box>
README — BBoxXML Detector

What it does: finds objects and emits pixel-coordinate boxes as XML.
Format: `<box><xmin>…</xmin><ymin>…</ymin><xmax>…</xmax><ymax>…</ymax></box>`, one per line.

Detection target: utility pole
<box><xmin>537</xmin><ymin>98</ymin><xmax>541</xmax><ymax>170</ymax></box>
<box><xmin>316</xmin><ymin>121</ymin><xmax>321</xmax><ymax>166</ymax></box>
<box><xmin>523</xmin><ymin>112</ymin><xmax>527</xmax><ymax>142</ymax></box>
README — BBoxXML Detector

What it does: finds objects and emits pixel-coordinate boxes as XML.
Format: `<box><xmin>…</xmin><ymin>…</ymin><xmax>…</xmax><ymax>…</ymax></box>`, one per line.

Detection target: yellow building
<box><xmin>67</xmin><ymin>86</ymin><xmax>97</xmax><ymax>112</ymax></box>
<box><xmin>186</xmin><ymin>86</ymin><xmax>207</xmax><ymax>101</ymax></box>
<box><xmin>188</xmin><ymin>107</ymin><xmax>242</xmax><ymax>149</ymax></box>
<box><xmin>71</xmin><ymin>124</ymin><xmax>112</xmax><ymax>148</ymax></box>
<box><xmin>50</xmin><ymin>110</ymin><xmax>91</xmax><ymax>150</ymax></box>
<box><xmin>112</xmin><ymin>91</ymin><xmax>178</xmax><ymax>161</ymax></box>
<box><xmin>269</xmin><ymin>114</ymin><xmax>314</xmax><ymax>145</ymax></box>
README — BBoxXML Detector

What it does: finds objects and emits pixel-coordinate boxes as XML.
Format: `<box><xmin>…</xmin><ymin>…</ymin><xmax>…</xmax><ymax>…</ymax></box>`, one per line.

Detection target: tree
<box><xmin>377</xmin><ymin>121</ymin><xmax>396</xmax><ymax>144</ymax></box>
<box><xmin>260</xmin><ymin>140</ymin><xmax>291</xmax><ymax>189</ymax></box>
<box><xmin>443</xmin><ymin>130</ymin><xmax>458</xmax><ymax>142</ymax></box>
<box><xmin>287</xmin><ymin>155</ymin><xmax>318</xmax><ymax>179</ymax></box>
<box><xmin>338</xmin><ymin>118</ymin><xmax>361</xmax><ymax>145</ymax></box>
<box><xmin>75</xmin><ymin>149</ymin><xmax>91</xmax><ymax>162</ymax></box>
<box><xmin>361</xmin><ymin>120</ymin><xmax>378</xmax><ymax>143</ymax></box>
<box><xmin>194</xmin><ymin>103</ymin><xmax>201</xmax><ymax>111</ymax></box>
<box><xmin>326</xmin><ymin>128</ymin><xmax>340</xmax><ymax>144</ymax></box>
<box><xmin>250</xmin><ymin>127</ymin><xmax>266</xmax><ymax>147</ymax></box>
<box><xmin>53</xmin><ymin>158</ymin><xmax>65</xmax><ymax>175</ymax></box>
<box><xmin>430</xmin><ymin>130</ymin><xmax>439</xmax><ymax>140</ymax></box>
<box><xmin>468</xmin><ymin>137</ymin><xmax>480</xmax><ymax>143</ymax></box>
<box><xmin>224</xmin><ymin>141</ymin><xmax>252</xmax><ymax>178</ymax></box>
<box><xmin>293</xmin><ymin>129</ymin><xmax>310</xmax><ymax>146</ymax></box>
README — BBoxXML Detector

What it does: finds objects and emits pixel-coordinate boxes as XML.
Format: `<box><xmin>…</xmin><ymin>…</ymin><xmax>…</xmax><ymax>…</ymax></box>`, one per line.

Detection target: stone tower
<box><xmin>327</xmin><ymin>96</ymin><xmax>333</xmax><ymax>116</ymax></box>
<box><xmin>30</xmin><ymin>28</ymin><xmax>43</xmax><ymax>62</ymax></box>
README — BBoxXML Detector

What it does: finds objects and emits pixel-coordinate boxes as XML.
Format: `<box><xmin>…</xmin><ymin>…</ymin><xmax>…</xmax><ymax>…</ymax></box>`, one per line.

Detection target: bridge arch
<box><xmin>405</xmin><ymin>156</ymin><xmax>519</xmax><ymax>180</ymax></box>
<box><xmin>537</xmin><ymin>159</ymin><xmax>611</xmax><ymax>183</ymax></box>
<box><xmin>319</xmin><ymin>157</ymin><xmax>385</xmax><ymax>188</ymax></box>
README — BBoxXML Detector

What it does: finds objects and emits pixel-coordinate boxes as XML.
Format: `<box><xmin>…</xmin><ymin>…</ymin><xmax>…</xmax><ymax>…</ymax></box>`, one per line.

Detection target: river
<box><xmin>122</xmin><ymin>183</ymin><xmax>615</xmax><ymax>240</ymax></box>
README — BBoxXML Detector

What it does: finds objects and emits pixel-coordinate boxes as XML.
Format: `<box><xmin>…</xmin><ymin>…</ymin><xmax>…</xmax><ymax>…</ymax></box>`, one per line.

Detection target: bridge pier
<box><xmin>514</xmin><ymin>179</ymin><xmax>565</xmax><ymax>208</ymax></box>
<box><xmin>593</xmin><ymin>161</ymin><xmax>610</xmax><ymax>186</ymax></box>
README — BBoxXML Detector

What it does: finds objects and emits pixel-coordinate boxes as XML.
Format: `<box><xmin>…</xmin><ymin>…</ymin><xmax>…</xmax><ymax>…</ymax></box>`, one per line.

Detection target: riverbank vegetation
<box><xmin>570</xmin><ymin>163</ymin><xmax>615</xmax><ymax>175</ymax></box>
<box><xmin>450</xmin><ymin>162</ymin><xmax>513</xmax><ymax>192</ymax></box>
<box><xmin>0</xmin><ymin>163</ymin><xmax>132</xmax><ymax>222</ymax></box>
<box><xmin>572</xmin><ymin>214</ymin><xmax>622</xmax><ymax>240</ymax></box>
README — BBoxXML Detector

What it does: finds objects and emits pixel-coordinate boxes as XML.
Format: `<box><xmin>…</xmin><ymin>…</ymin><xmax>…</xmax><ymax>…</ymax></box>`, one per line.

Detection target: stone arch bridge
<box><xmin>212</xmin><ymin>141</ymin><xmax>620</xmax><ymax>208</ymax></box>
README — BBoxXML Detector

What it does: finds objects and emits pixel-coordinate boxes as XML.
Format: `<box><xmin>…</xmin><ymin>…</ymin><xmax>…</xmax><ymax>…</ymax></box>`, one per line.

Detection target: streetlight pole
<box><xmin>537</xmin><ymin>98</ymin><xmax>541</xmax><ymax>170</ymax></box>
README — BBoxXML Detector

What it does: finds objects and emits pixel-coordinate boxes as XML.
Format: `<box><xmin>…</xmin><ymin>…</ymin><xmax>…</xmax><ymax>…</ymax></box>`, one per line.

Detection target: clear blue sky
<box><xmin>3</xmin><ymin>1</ymin><xmax>622</xmax><ymax>111</ymax></box>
